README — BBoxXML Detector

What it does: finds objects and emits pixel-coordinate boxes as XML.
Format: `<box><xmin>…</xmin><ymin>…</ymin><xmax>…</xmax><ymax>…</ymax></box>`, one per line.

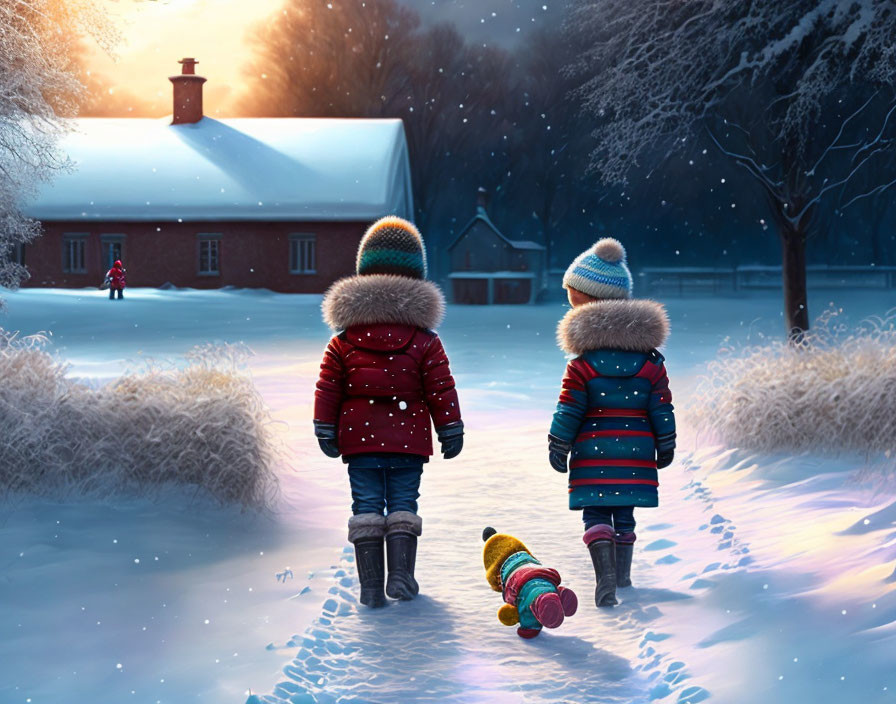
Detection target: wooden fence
<box><xmin>637</xmin><ymin>265</ymin><xmax>896</xmax><ymax>296</ymax></box>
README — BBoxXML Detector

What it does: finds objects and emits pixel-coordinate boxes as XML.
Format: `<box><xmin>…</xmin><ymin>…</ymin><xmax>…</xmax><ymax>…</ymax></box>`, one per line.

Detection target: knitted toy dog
<box><xmin>481</xmin><ymin>527</ymin><xmax>578</xmax><ymax>638</ymax></box>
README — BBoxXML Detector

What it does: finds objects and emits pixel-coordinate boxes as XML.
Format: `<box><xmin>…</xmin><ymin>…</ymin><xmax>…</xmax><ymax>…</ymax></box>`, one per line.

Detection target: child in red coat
<box><xmin>314</xmin><ymin>216</ymin><xmax>463</xmax><ymax>608</ymax></box>
<box><xmin>105</xmin><ymin>260</ymin><xmax>126</xmax><ymax>300</ymax></box>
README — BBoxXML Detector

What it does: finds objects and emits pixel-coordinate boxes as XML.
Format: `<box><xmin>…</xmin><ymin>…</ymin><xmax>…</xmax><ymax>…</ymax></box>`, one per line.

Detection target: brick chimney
<box><xmin>169</xmin><ymin>58</ymin><xmax>206</xmax><ymax>125</ymax></box>
<box><xmin>477</xmin><ymin>186</ymin><xmax>490</xmax><ymax>215</ymax></box>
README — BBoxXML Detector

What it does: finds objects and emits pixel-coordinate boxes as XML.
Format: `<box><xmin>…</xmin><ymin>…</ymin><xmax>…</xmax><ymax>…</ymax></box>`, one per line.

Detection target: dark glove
<box><xmin>656</xmin><ymin>448</ymin><xmax>674</xmax><ymax>469</ymax></box>
<box><xmin>655</xmin><ymin>432</ymin><xmax>675</xmax><ymax>469</ymax></box>
<box><xmin>436</xmin><ymin>421</ymin><xmax>464</xmax><ymax>460</ymax></box>
<box><xmin>313</xmin><ymin>421</ymin><xmax>340</xmax><ymax>459</ymax></box>
<box><xmin>548</xmin><ymin>434</ymin><xmax>571</xmax><ymax>473</ymax></box>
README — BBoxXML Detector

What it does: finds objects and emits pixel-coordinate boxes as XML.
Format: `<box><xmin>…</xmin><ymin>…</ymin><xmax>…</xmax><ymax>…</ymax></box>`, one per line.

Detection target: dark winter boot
<box><xmin>615</xmin><ymin>532</ymin><xmax>636</xmax><ymax>588</ymax></box>
<box><xmin>385</xmin><ymin>511</ymin><xmax>422</xmax><ymax>600</ymax></box>
<box><xmin>584</xmin><ymin>524</ymin><xmax>618</xmax><ymax>607</ymax></box>
<box><xmin>348</xmin><ymin>513</ymin><xmax>387</xmax><ymax>609</ymax></box>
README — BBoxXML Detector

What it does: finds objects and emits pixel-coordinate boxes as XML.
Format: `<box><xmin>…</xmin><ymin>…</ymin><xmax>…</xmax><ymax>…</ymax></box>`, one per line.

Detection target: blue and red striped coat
<box><xmin>550</xmin><ymin>349</ymin><xmax>675</xmax><ymax>509</ymax></box>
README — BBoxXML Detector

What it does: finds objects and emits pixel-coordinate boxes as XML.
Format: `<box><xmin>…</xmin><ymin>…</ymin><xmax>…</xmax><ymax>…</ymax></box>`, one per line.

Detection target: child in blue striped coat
<box><xmin>548</xmin><ymin>238</ymin><xmax>676</xmax><ymax>608</ymax></box>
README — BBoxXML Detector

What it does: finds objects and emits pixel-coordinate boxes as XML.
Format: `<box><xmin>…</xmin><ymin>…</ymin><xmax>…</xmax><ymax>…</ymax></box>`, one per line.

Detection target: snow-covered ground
<box><xmin>2</xmin><ymin>286</ymin><xmax>896</xmax><ymax>704</ymax></box>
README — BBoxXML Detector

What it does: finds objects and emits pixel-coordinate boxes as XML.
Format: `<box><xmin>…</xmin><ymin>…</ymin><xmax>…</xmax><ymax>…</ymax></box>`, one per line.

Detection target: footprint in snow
<box><xmin>689</xmin><ymin>578</ymin><xmax>715</xmax><ymax>590</ymax></box>
<box><xmin>644</xmin><ymin>539</ymin><xmax>678</xmax><ymax>551</ymax></box>
<box><xmin>677</xmin><ymin>685</ymin><xmax>711</xmax><ymax>703</ymax></box>
<box><xmin>656</xmin><ymin>554</ymin><xmax>681</xmax><ymax>565</ymax></box>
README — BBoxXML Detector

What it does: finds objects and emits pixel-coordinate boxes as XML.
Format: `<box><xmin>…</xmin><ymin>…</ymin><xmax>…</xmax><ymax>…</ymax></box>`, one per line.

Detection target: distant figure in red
<box><xmin>106</xmin><ymin>260</ymin><xmax>126</xmax><ymax>300</ymax></box>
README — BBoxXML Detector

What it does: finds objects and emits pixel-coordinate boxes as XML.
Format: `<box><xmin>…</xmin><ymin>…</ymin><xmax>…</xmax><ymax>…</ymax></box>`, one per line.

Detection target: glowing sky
<box><xmin>85</xmin><ymin>0</ymin><xmax>285</xmax><ymax>116</ymax></box>
<box><xmin>85</xmin><ymin>0</ymin><xmax>559</xmax><ymax>116</ymax></box>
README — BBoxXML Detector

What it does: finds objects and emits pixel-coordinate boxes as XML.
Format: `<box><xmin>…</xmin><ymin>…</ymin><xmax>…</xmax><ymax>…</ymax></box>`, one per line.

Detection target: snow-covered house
<box><xmin>20</xmin><ymin>58</ymin><xmax>413</xmax><ymax>292</ymax></box>
<box><xmin>447</xmin><ymin>188</ymin><xmax>546</xmax><ymax>304</ymax></box>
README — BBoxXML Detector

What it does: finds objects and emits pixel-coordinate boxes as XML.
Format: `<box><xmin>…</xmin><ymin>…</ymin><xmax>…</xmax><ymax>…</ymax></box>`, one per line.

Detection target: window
<box><xmin>101</xmin><ymin>235</ymin><xmax>125</xmax><ymax>270</ymax></box>
<box><xmin>8</xmin><ymin>242</ymin><xmax>25</xmax><ymax>266</ymax></box>
<box><xmin>62</xmin><ymin>234</ymin><xmax>88</xmax><ymax>273</ymax></box>
<box><xmin>289</xmin><ymin>234</ymin><xmax>316</xmax><ymax>274</ymax></box>
<box><xmin>197</xmin><ymin>234</ymin><xmax>221</xmax><ymax>275</ymax></box>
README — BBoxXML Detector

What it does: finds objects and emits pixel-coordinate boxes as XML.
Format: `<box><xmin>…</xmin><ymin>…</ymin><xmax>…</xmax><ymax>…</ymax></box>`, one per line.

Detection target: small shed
<box><xmin>447</xmin><ymin>188</ymin><xmax>546</xmax><ymax>304</ymax></box>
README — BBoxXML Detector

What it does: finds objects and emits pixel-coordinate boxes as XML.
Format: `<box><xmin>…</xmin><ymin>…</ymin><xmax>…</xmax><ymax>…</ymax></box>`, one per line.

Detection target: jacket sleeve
<box><xmin>421</xmin><ymin>333</ymin><xmax>462</xmax><ymax>429</ymax></box>
<box><xmin>549</xmin><ymin>358</ymin><xmax>590</xmax><ymax>443</ymax></box>
<box><xmin>648</xmin><ymin>360</ymin><xmax>676</xmax><ymax>451</ymax></box>
<box><xmin>313</xmin><ymin>337</ymin><xmax>346</xmax><ymax>426</ymax></box>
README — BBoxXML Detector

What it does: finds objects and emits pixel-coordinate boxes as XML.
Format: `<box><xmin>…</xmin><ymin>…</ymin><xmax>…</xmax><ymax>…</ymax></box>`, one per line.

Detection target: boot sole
<box><xmin>558</xmin><ymin>586</ymin><xmax>578</xmax><ymax>617</ymax></box>
<box><xmin>532</xmin><ymin>592</ymin><xmax>565</xmax><ymax>629</ymax></box>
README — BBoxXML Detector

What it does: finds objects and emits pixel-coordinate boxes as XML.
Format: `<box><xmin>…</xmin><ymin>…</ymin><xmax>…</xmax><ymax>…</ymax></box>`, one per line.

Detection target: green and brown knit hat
<box><xmin>356</xmin><ymin>216</ymin><xmax>427</xmax><ymax>279</ymax></box>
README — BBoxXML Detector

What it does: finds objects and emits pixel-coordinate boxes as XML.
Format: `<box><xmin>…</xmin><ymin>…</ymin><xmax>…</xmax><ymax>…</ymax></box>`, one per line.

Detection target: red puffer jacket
<box><xmin>106</xmin><ymin>261</ymin><xmax>126</xmax><ymax>289</ymax></box>
<box><xmin>315</xmin><ymin>324</ymin><xmax>460</xmax><ymax>457</ymax></box>
<box><xmin>313</xmin><ymin>274</ymin><xmax>461</xmax><ymax>458</ymax></box>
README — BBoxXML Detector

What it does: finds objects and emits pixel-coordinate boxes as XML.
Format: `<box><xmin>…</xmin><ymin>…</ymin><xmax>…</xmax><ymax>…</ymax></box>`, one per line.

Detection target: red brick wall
<box><xmin>21</xmin><ymin>221</ymin><xmax>367</xmax><ymax>292</ymax></box>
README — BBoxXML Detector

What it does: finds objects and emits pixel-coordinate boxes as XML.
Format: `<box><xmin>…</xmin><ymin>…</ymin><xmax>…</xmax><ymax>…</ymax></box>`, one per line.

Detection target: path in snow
<box><xmin>254</xmin><ymin>415</ymin><xmax>735</xmax><ymax>704</ymax></box>
<box><xmin>2</xmin><ymin>288</ymin><xmax>896</xmax><ymax>704</ymax></box>
<box><xmin>256</xmin><ymin>424</ymin><xmax>896</xmax><ymax>704</ymax></box>
<box><xmin>251</xmin><ymin>290</ymin><xmax>896</xmax><ymax>704</ymax></box>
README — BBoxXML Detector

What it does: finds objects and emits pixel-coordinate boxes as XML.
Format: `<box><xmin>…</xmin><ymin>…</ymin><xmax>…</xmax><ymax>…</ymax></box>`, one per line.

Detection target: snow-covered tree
<box><xmin>240</xmin><ymin>0</ymin><xmax>419</xmax><ymax>118</ymax></box>
<box><xmin>0</xmin><ymin>0</ymin><xmax>109</xmax><ymax>298</ymax></box>
<box><xmin>511</xmin><ymin>24</ymin><xmax>595</xmax><ymax>271</ymax></box>
<box><xmin>240</xmin><ymin>0</ymin><xmax>516</xmax><ymax>264</ymax></box>
<box><xmin>400</xmin><ymin>22</ymin><xmax>516</xmax><ymax>238</ymax></box>
<box><xmin>568</xmin><ymin>0</ymin><xmax>896</xmax><ymax>338</ymax></box>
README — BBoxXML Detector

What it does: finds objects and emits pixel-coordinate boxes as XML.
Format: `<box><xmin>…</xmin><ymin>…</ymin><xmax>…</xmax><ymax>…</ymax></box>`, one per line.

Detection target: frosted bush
<box><xmin>694</xmin><ymin>308</ymin><xmax>896</xmax><ymax>456</ymax></box>
<box><xmin>0</xmin><ymin>331</ymin><xmax>278</xmax><ymax>509</ymax></box>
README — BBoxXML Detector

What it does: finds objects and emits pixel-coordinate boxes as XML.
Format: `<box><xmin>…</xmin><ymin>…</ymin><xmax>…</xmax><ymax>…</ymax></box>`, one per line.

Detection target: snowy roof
<box><xmin>448</xmin><ymin>208</ymin><xmax>545</xmax><ymax>252</ymax></box>
<box><xmin>507</xmin><ymin>239</ymin><xmax>547</xmax><ymax>251</ymax></box>
<box><xmin>23</xmin><ymin>117</ymin><xmax>414</xmax><ymax>223</ymax></box>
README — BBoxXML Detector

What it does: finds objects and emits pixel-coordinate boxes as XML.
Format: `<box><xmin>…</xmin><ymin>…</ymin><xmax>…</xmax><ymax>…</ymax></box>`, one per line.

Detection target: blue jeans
<box><xmin>346</xmin><ymin>454</ymin><xmax>424</xmax><ymax>516</ymax></box>
<box><xmin>583</xmin><ymin>506</ymin><xmax>636</xmax><ymax>533</ymax></box>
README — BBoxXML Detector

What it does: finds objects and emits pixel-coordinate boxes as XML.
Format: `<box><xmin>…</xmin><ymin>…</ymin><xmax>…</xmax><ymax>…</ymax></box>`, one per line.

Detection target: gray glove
<box><xmin>314</xmin><ymin>421</ymin><xmax>340</xmax><ymax>458</ymax></box>
<box><xmin>436</xmin><ymin>421</ymin><xmax>464</xmax><ymax>460</ymax></box>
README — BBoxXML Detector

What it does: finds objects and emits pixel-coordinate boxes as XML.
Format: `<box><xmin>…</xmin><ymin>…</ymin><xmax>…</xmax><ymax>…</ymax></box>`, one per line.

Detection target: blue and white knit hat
<box><xmin>563</xmin><ymin>238</ymin><xmax>632</xmax><ymax>300</ymax></box>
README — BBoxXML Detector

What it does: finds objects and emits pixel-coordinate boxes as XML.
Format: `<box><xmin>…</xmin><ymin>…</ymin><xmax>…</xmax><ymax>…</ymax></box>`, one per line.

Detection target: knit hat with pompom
<box><xmin>563</xmin><ymin>237</ymin><xmax>632</xmax><ymax>300</ymax></box>
<box><xmin>482</xmin><ymin>527</ymin><xmax>531</xmax><ymax>592</ymax></box>
<box><xmin>356</xmin><ymin>216</ymin><xmax>427</xmax><ymax>279</ymax></box>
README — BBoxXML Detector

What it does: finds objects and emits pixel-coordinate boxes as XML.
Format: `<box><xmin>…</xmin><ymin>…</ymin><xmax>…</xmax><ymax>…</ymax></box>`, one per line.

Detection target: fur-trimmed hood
<box><xmin>322</xmin><ymin>274</ymin><xmax>445</xmax><ymax>331</ymax></box>
<box><xmin>557</xmin><ymin>299</ymin><xmax>669</xmax><ymax>356</ymax></box>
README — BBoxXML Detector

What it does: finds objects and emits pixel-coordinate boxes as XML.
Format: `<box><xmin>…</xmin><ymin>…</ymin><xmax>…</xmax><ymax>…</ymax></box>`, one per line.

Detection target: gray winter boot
<box><xmin>584</xmin><ymin>524</ymin><xmax>618</xmax><ymax>607</ymax></box>
<box><xmin>348</xmin><ymin>513</ymin><xmax>387</xmax><ymax>609</ymax></box>
<box><xmin>615</xmin><ymin>532</ymin><xmax>636</xmax><ymax>588</ymax></box>
<box><xmin>385</xmin><ymin>511</ymin><xmax>422</xmax><ymax>600</ymax></box>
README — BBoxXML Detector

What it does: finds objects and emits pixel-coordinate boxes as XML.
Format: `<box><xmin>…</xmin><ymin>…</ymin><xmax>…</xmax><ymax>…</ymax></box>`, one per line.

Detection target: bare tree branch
<box><xmin>809</xmin><ymin>91</ymin><xmax>878</xmax><ymax>175</ymax></box>
<box><xmin>567</xmin><ymin>0</ymin><xmax>896</xmax><ymax>336</ymax></box>
<box><xmin>0</xmin><ymin>0</ymin><xmax>112</xmax><ymax>299</ymax></box>
<box><xmin>706</xmin><ymin>125</ymin><xmax>784</xmax><ymax>200</ymax></box>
